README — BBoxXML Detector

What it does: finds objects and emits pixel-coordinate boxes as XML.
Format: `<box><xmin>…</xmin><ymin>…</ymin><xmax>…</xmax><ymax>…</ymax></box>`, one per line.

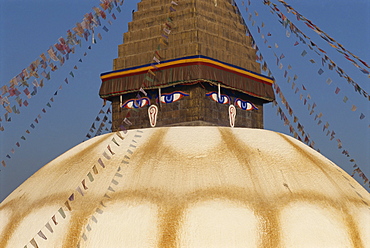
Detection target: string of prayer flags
<box><xmin>2</xmin><ymin>0</ymin><xmax>124</xmax><ymax>125</ymax></box>
<box><xmin>23</xmin><ymin>125</ymin><xmax>128</xmax><ymax>247</ymax></box>
<box><xmin>85</xmin><ymin>104</ymin><xmax>112</xmax><ymax>139</ymax></box>
<box><xmin>250</xmin><ymin>4</ymin><xmax>368</xmax><ymax>118</ymax></box>
<box><xmin>261</xmin><ymin>0</ymin><xmax>369</xmax><ymax>101</ymax></box>
<box><xmin>277</xmin><ymin>0</ymin><xmax>370</xmax><ymax>72</ymax></box>
<box><xmin>245</xmin><ymin>2</ymin><xmax>368</xmax><ymax>180</ymax></box>
<box><xmin>273</xmin><ymin>84</ymin><xmax>315</xmax><ymax>148</ymax></box>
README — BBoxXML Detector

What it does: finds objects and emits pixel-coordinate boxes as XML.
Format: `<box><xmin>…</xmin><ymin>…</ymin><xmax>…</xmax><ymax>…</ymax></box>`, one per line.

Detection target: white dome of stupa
<box><xmin>0</xmin><ymin>127</ymin><xmax>369</xmax><ymax>247</ymax></box>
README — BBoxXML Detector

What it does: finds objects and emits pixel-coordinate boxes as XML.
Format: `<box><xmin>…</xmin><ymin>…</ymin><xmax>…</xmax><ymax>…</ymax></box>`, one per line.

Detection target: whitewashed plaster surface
<box><xmin>0</xmin><ymin>127</ymin><xmax>369</xmax><ymax>247</ymax></box>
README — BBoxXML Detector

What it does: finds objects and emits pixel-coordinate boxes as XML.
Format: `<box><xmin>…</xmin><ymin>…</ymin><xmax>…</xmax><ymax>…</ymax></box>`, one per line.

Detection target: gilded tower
<box><xmin>99</xmin><ymin>0</ymin><xmax>274</xmax><ymax>130</ymax></box>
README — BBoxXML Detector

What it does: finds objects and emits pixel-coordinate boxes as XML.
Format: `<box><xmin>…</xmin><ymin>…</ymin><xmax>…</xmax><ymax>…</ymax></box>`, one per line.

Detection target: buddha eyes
<box><xmin>121</xmin><ymin>92</ymin><xmax>256</xmax><ymax>111</ymax></box>
<box><xmin>206</xmin><ymin>92</ymin><xmax>257</xmax><ymax>111</ymax></box>
<box><xmin>121</xmin><ymin>97</ymin><xmax>150</xmax><ymax>109</ymax></box>
<box><xmin>234</xmin><ymin>98</ymin><xmax>258</xmax><ymax>111</ymax></box>
<box><xmin>121</xmin><ymin>92</ymin><xmax>189</xmax><ymax>109</ymax></box>
<box><xmin>159</xmin><ymin>91</ymin><xmax>189</xmax><ymax>103</ymax></box>
<box><xmin>206</xmin><ymin>92</ymin><xmax>230</xmax><ymax>104</ymax></box>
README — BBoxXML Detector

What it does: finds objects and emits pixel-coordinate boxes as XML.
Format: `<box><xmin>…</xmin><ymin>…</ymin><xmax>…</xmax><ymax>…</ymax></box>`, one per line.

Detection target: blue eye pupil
<box><xmin>241</xmin><ymin>102</ymin><xmax>247</xmax><ymax>109</ymax></box>
<box><xmin>164</xmin><ymin>94</ymin><xmax>173</xmax><ymax>103</ymax></box>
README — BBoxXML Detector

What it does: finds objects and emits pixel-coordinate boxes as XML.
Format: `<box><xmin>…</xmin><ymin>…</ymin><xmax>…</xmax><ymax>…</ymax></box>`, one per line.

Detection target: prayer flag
<box><xmin>91</xmin><ymin>215</ymin><xmax>98</xmax><ymax>223</ymax></box>
<box><xmin>148</xmin><ymin>69</ymin><xmax>155</xmax><ymax>77</ymax></box>
<box><xmin>102</xmin><ymin>151</ymin><xmax>111</xmax><ymax>160</ymax></box>
<box><xmin>140</xmin><ymin>87</ymin><xmax>148</xmax><ymax>96</ymax></box>
<box><xmin>116</xmin><ymin>130</ymin><xmax>125</xmax><ymax>139</ymax></box>
<box><xmin>5</xmin><ymin>105</ymin><xmax>12</xmax><ymax>113</ymax></box>
<box><xmin>68</xmin><ymin>193</ymin><xmax>75</xmax><ymax>201</ymax></box>
<box><xmin>153</xmin><ymin>56</ymin><xmax>160</xmax><ymax>64</ymax></box>
<box><xmin>119</xmin><ymin>125</ymin><xmax>127</xmax><ymax>134</ymax></box>
<box><xmin>335</xmin><ymin>87</ymin><xmax>340</xmax><ymax>94</ymax></box>
<box><xmin>145</xmin><ymin>75</ymin><xmax>154</xmax><ymax>82</ymax></box>
<box><xmin>123</xmin><ymin>118</ymin><xmax>132</xmax><ymax>126</ymax></box>
<box><xmin>30</xmin><ymin>238</ymin><xmax>39</xmax><ymax>248</ymax></box>
<box><xmin>112</xmin><ymin>137</ymin><xmax>120</xmax><ymax>146</ymax></box>
<box><xmin>165</xmin><ymin>22</ymin><xmax>172</xmax><ymax>29</ymax></box>
<box><xmin>76</xmin><ymin>186</ymin><xmax>84</xmax><ymax>196</ymax></box>
<box><xmin>45</xmin><ymin>222</ymin><xmax>53</xmax><ymax>233</ymax></box>
<box><xmin>360</xmin><ymin>113</ymin><xmax>365</xmax><ymax>119</ymax></box>
<box><xmin>64</xmin><ymin>201</ymin><xmax>72</xmax><ymax>211</ymax></box>
<box><xmin>58</xmin><ymin>207</ymin><xmax>66</xmax><ymax>218</ymax></box>
<box><xmin>87</xmin><ymin>172</ymin><xmax>94</xmax><ymax>182</ymax></box>
<box><xmin>92</xmin><ymin>165</ymin><xmax>98</xmax><ymax>174</ymax></box>
<box><xmin>163</xmin><ymin>28</ymin><xmax>171</xmax><ymax>35</ymax></box>
<box><xmin>155</xmin><ymin>50</ymin><xmax>162</xmax><ymax>59</ymax></box>
<box><xmin>38</xmin><ymin>230</ymin><xmax>47</xmax><ymax>240</ymax></box>
<box><xmin>47</xmin><ymin>47</ymin><xmax>58</xmax><ymax>61</ymax></box>
<box><xmin>160</xmin><ymin>38</ymin><xmax>168</xmax><ymax>46</ymax></box>
<box><xmin>107</xmin><ymin>145</ymin><xmax>115</xmax><ymax>155</ymax></box>
<box><xmin>98</xmin><ymin>158</ymin><xmax>105</xmax><ymax>168</ymax></box>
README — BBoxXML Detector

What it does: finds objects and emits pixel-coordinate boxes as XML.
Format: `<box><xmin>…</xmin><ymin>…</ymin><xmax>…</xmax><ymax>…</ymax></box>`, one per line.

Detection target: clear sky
<box><xmin>0</xmin><ymin>0</ymin><xmax>369</xmax><ymax>202</ymax></box>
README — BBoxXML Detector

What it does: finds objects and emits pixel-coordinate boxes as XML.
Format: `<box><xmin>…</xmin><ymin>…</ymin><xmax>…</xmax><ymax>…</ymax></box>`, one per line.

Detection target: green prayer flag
<box><xmin>145</xmin><ymin>75</ymin><xmax>154</xmax><ymax>82</ymax></box>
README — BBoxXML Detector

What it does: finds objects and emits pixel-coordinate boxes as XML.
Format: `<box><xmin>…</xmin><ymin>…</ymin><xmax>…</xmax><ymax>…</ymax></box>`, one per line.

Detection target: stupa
<box><xmin>0</xmin><ymin>0</ymin><xmax>369</xmax><ymax>247</ymax></box>
<box><xmin>99</xmin><ymin>0</ymin><xmax>274</xmax><ymax>130</ymax></box>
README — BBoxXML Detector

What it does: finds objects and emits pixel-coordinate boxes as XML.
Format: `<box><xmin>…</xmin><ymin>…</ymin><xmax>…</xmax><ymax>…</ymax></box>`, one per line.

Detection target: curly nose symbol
<box><xmin>229</xmin><ymin>104</ymin><xmax>236</xmax><ymax>128</ymax></box>
<box><xmin>148</xmin><ymin>105</ymin><xmax>158</xmax><ymax>127</ymax></box>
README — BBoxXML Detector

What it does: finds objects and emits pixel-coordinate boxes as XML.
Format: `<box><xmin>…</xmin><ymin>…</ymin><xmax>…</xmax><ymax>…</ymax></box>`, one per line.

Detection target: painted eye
<box><xmin>234</xmin><ymin>98</ymin><xmax>258</xmax><ymax>111</ymax></box>
<box><xmin>122</xmin><ymin>97</ymin><xmax>150</xmax><ymax>109</ymax></box>
<box><xmin>206</xmin><ymin>92</ymin><xmax>230</xmax><ymax>104</ymax></box>
<box><xmin>160</xmin><ymin>91</ymin><xmax>189</xmax><ymax>103</ymax></box>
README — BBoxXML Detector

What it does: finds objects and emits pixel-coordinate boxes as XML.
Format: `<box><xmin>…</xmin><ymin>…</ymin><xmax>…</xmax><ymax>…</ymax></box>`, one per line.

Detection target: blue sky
<box><xmin>0</xmin><ymin>0</ymin><xmax>369</xmax><ymax>201</ymax></box>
